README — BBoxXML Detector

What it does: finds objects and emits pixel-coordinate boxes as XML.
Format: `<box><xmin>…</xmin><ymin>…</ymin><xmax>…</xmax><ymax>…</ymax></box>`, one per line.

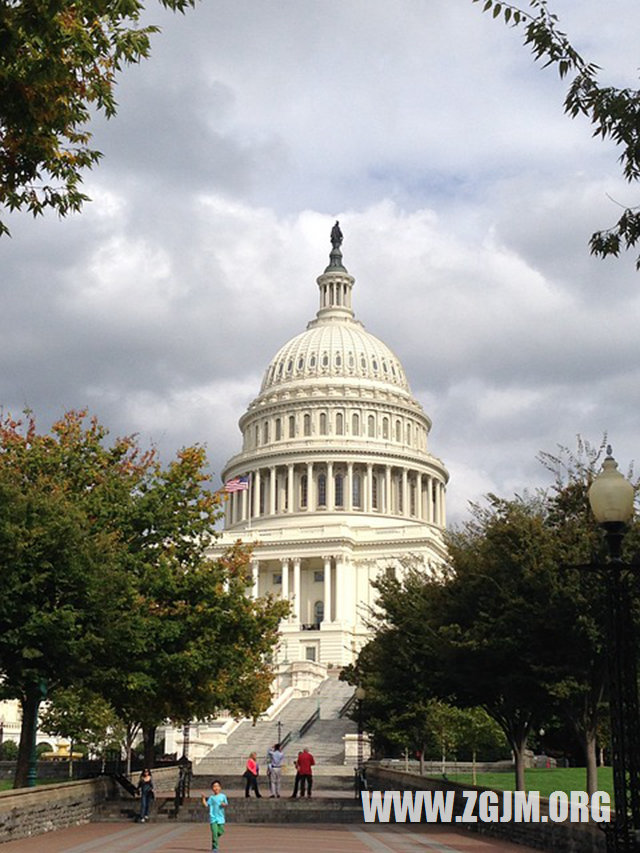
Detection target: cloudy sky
<box><xmin>3</xmin><ymin>0</ymin><xmax>640</xmax><ymax>524</ymax></box>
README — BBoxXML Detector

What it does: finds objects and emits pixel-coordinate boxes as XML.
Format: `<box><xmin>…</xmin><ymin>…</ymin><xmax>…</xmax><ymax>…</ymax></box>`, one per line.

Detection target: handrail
<box><xmin>280</xmin><ymin>731</ymin><xmax>293</xmax><ymax>749</ymax></box>
<box><xmin>339</xmin><ymin>692</ymin><xmax>356</xmax><ymax>719</ymax></box>
<box><xmin>299</xmin><ymin>708</ymin><xmax>320</xmax><ymax>737</ymax></box>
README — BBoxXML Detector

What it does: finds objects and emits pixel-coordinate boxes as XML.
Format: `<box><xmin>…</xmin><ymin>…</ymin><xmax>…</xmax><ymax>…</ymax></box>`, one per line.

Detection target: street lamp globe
<box><xmin>588</xmin><ymin>446</ymin><xmax>634</xmax><ymax>524</ymax></box>
<box><xmin>355</xmin><ymin>686</ymin><xmax>366</xmax><ymax>702</ymax></box>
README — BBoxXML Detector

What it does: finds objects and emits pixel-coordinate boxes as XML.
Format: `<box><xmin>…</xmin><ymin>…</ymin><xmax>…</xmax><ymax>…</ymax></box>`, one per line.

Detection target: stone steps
<box><xmin>96</xmin><ymin>794</ymin><xmax>363</xmax><ymax>825</ymax></box>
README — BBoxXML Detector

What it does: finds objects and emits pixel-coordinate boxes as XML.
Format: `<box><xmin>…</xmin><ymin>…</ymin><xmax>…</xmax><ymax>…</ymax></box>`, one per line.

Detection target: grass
<box><xmin>443</xmin><ymin>767</ymin><xmax>613</xmax><ymax>799</ymax></box>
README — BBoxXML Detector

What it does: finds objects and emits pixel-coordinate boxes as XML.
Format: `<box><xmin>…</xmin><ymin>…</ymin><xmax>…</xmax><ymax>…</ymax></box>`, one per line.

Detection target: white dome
<box><xmin>260</xmin><ymin>318</ymin><xmax>410</xmax><ymax>394</ymax></box>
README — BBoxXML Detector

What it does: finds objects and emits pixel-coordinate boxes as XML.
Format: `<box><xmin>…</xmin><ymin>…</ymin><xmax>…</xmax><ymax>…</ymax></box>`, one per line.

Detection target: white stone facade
<box><xmin>210</xmin><ymin>230</ymin><xmax>448</xmax><ymax>672</ymax></box>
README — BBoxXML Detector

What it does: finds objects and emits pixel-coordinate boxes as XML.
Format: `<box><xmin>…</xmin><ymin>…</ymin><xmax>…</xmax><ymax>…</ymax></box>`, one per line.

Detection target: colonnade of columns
<box><xmin>225</xmin><ymin>461</ymin><xmax>446</xmax><ymax>528</ymax></box>
<box><xmin>249</xmin><ymin>555</ymin><xmax>356</xmax><ymax>628</ymax></box>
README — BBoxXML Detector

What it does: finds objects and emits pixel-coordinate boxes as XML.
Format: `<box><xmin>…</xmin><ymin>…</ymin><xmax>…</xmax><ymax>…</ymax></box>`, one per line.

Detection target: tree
<box><xmin>473</xmin><ymin>0</ymin><xmax>640</xmax><ymax>268</ymax></box>
<box><xmin>39</xmin><ymin>687</ymin><xmax>124</xmax><ymax>777</ymax></box>
<box><xmin>0</xmin><ymin>0</ymin><xmax>196</xmax><ymax>235</ymax></box>
<box><xmin>0</xmin><ymin>410</ymin><xmax>150</xmax><ymax>786</ymax></box>
<box><xmin>90</xmin><ymin>446</ymin><xmax>289</xmax><ymax>768</ymax></box>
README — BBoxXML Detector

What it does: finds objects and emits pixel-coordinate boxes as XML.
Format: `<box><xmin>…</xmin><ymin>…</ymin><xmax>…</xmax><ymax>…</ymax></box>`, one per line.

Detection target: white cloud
<box><xmin>3</xmin><ymin>0</ymin><xmax>640</xmax><ymax>525</ymax></box>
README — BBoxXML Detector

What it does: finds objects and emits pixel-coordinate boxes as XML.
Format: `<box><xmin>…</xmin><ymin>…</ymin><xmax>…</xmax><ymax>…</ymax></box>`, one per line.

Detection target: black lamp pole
<box><xmin>589</xmin><ymin>449</ymin><xmax>640</xmax><ymax>851</ymax></box>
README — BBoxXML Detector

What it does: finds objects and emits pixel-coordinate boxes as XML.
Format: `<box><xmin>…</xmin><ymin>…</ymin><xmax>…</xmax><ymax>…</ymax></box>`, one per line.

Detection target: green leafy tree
<box><xmin>456</xmin><ymin>706</ymin><xmax>507</xmax><ymax>785</ymax></box>
<box><xmin>40</xmin><ymin>687</ymin><xmax>124</xmax><ymax>776</ymax></box>
<box><xmin>91</xmin><ymin>445</ymin><xmax>289</xmax><ymax>768</ymax></box>
<box><xmin>473</xmin><ymin>0</ymin><xmax>640</xmax><ymax>268</ymax></box>
<box><xmin>0</xmin><ymin>410</ymin><xmax>148</xmax><ymax>787</ymax></box>
<box><xmin>0</xmin><ymin>0</ymin><xmax>196</xmax><ymax>235</ymax></box>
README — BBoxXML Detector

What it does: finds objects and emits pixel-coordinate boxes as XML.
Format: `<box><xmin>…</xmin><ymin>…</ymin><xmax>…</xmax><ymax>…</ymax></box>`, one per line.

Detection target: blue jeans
<box><xmin>140</xmin><ymin>790</ymin><xmax>152</xmax><ymax>819</ymax></box>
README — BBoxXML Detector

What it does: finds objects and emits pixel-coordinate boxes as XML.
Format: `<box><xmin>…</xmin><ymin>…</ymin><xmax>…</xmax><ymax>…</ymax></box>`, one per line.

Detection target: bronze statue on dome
<box><xmin>331</xmin><ymin>220</ymin><xmax>343</xmax><ymax>250</ymax></box>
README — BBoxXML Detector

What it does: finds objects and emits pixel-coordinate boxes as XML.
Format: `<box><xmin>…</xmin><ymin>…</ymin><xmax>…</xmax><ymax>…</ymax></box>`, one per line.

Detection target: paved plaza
<box><xmin>0</xmin><ymin>822</ymin><xmax>537</xmax><ymax>852</ymax></box>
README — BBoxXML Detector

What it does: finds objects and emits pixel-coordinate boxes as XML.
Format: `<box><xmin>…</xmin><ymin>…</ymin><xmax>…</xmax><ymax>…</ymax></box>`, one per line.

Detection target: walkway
<box><xmin>0</xmin><ymin>822</ymin><xmax>537</xmax><ymax>852</ymax></box>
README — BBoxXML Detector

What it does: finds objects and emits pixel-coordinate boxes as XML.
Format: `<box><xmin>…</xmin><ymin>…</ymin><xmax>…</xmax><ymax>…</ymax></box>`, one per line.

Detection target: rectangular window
<box><xmin>305</xmin><ymin>646</ymin><xmax>317</xmax><ymax>662</ymax></box>
<box><xmin>273</xmin><ymin>573</ymin><xmax>282</xmax><ymax>585</ymax></box>
<box><xmin>314</xmin><ymin>570</ymin><xmax>324</xmax><ymax>583</ymax></box>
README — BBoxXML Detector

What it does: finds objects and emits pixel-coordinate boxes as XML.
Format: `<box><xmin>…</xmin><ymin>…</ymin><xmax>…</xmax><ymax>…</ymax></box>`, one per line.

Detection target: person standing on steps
<box><xmin>243</xmin><ymin>751</ymin><xmax>262</xmax><ymax>798</ymax></box>
<box><xmin>201</xmin><ymin>779</ymin><xmax>228</xmax><ymax>852</ymax></box>
<box><xmin>137</xmin><ymin>768</ymin><xmax>154</xmax><ymax>822</ymax></box>
<box><xmin>267</xmin><ymin>742</ymin><xmax>285</xmax><ymax>798</ymax></box>
<box><xmin>296</xmin><ymin>747</ymin><xmax>315</xmax><ymax>798</ymax></box>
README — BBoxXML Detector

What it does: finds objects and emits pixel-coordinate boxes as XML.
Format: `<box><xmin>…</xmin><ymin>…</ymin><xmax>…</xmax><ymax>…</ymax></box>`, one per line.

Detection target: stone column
<box><xmin>251</xmin><ymin>560</ymin><xmax>259</xmax><ymax>600</ymax></box>
<box><xmin>425</xmin><ymin>475</ymin><xmax>433</xmax><ymax>523</ymax></box>
<box><xmin>306</xmin><ymin>462</ymin><xmax>313</xmax><ymax>511</ymax></box>
<box><xmin>241</xmin><ymin>487</ymin><xmax>248</xmax><ymax>522</ymax></box>
<box><xmin>385</xmin><ymin>466</ymin><xmax>392</xmax><ymax>514</ymax></box>
<box><xmin>440</xmin><ymin>483</ymin><xmax>446</xmax><ymax>527</ymax></box>
<box><xmin>418</xmin><ymin>473</ymin><xmax>424</xmax><ymax>520</ymax></box>
<box><xmin>281</xmin><ymin>558</ymin><xmax>290</xmax><ymax>611</ymax></box>
<box><xmin>365</xmin><ymin>463</ymin><xmax>373</xmax><ymax>513</ymax></box>
<box><xmin>335</xmin><ymin>555</ymin><xmax>344</xmax><ymax>622</ymax></box>
<box><xmin>292</xmin><ymin>558</ymin><xmax>301</xmax><ymax>623</ymax></box>
<box><xmin>253</xmin><ymin>469</ymin><xmax>261</xmax><ymax>518</ymax></box>
<box><xmin>402</xmin><ymin>468</ymin><xmax>408</xmax><ymax>516</ymax></box>
<box><xmin>323</xmin><ymin>556</ymin><xmax>332</xmax><ymax>623</ymax></box>
<box><xmin>287</xmin><ymin>464</ymin><xmax>295</xmax><ymax>513</ymax></box>
<box><xmin>269</xmin><ymin>466</ymin><xmax>277</xmax><ymax>515</ymax></box>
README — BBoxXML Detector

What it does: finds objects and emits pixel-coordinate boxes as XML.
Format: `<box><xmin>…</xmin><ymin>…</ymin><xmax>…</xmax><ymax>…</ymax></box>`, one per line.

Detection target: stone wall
<box><xmin>366</xmin><ymin>765</ymin><xmax>607</xmax><ymax>853</ymax></box>
<box><xmin>0</xmin><ymin>777</ymin><xmax>114</xmax><ymax>843</ymax></box>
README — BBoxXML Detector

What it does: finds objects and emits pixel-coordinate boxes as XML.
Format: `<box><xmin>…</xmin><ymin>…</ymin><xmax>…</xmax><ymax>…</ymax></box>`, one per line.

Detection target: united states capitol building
<box><xmin>215</xmin><ymin>225</ymin><xmax>448</xmax><ymax>676</ymax></box>
<box><xmin>173</xmin><ymin>225</ymin><xmax>451</xmax><ymax>761</ymax></box>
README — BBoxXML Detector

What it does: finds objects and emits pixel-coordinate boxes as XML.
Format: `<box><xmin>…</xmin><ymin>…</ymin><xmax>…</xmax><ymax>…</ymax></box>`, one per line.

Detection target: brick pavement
<box><xmin>0</xmin><ymin>822</ymin><xmax>538</xmax><ymax>852</ymax></box>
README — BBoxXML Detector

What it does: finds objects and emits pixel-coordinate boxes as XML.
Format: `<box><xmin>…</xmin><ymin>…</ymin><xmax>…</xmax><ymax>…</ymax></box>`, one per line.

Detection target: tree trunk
<box><xmin>419</xmin><ymin>743</ymin><xmax>425</xmax><ymax>776</ymax></box>
<box><xmin>142</xmin><ymin>725</ymin><xmax>157</xmax><ymax>769</ymax></box>
<box><xmin>14</xmin><ymin>691</ymin><xmax>41</xmax><ymax>789</ymax></box>
<box><xmin>472</xmin><ymin>748</ymin><xmax>477</xmax><ymax>787</ymax></box>
<box><xmin>584</xmin><ymin>728</ymin><xmax>598</xmax><ymax>797</ymax></box>
<box><xmin>512</xmin><ymin>739</ymin><xmax>527</xmax><ymax>791</ymax></box>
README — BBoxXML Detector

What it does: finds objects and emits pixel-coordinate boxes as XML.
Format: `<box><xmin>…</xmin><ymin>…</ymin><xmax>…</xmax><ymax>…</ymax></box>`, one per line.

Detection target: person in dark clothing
<box><xmin>137</xmin><ymin>768</ymin><xmax>154</xmax><ymax>822</ymax></box>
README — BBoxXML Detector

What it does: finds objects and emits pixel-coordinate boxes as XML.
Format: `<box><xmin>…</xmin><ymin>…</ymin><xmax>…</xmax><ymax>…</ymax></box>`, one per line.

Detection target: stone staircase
<box><xmin>196</xmin><ymin>677</ymin><xmax>356</xmax><ymax>776</ymax></box>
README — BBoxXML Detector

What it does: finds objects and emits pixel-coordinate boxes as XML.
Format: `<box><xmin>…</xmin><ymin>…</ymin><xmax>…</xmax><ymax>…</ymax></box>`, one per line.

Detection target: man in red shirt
<box><xmin>296</xmin><ymin>747</ymin><xmax>315</xmax><ymax>798</ymax></box>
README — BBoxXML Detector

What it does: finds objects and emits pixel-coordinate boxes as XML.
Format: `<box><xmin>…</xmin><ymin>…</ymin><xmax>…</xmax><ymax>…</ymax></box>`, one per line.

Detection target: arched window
<box><xmin>319</xmin><ymin>412</ymin><xmax>327</xmax><ymax>435</ymax></box>
<box><xmin>275</xmin><ymin>418</ymin><xmax>282</xmax><ymax>441</ymax></box>
<box><xmin>382</xmin><ymin>417</ymin><xmax>389</xmax><ymax>440</ymax></box>
<box><xmin>288</xmin><ymin>415</ymin><xmax>295</xmax><ymax>438</ymax></box>
<box><xmin>318</xmin><ymin>473</ymin><xmax>327</xmax><ymax>507</ymax></box>
<box><xmin>336</xmin><ymin>412</ymin><xmax>344</xmax><ymax>435</ymax></box>
<box><xmin>255</xmin><ymin>424</ymin><xmax>260</xmax><ymax>447</ymax></box>
<box><xmin>353</xmin><ymin>473</ymin><xmax>362</xmax><ymax>508</ymax></box>
<box><xmin>314</xmin><ymin>600</ymin><xmax>324</xmax><ymax>625</ymax></box>
<box><xmin>395</xmin><ymin>420</ymin><xmax>402</xmax><ymax>443</ymax></box>
<box><xmin>300</xmin><ymin>474</ymin><xmax>308</xmax><ymax>509</ymax></box>
<box><xmin>368</xmin><ymin>415</ymin><xmax>375</xmax><ymax>437</ymax></box>
<box><xmin>303</xmin><ymin>414</ymin><xmax>311</xmax><ymax>437</ymax></box>
<box><xmin>335</xmin><ymin>473</ymin><xmax>344</xmax><ymax>507</ymax></box>
<box><xmin>406</xmin><ymin>422</ymin><xmax>412</xmax><ymax>445</ymax></box>
<box><xmin>352</xmin><ymin>413</ymin><xmax>360</xmax><ymax>436</ymax></box>
<box><xmin>263</xmin><ymin>421</ymin><xmax>269</xmax><ymax>444</ymax></box>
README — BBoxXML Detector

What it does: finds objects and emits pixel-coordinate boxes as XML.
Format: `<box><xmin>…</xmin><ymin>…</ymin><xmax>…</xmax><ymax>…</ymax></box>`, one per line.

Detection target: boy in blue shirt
<box><xmin>201</xmin><ymin>779</ymin><xmax>228</xmax><ymax>851</ymax></box>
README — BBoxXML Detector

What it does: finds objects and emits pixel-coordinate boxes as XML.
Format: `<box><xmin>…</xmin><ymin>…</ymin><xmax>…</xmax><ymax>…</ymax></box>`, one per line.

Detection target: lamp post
<box><xmin>588</xmin><ymin>447</ymin><xmax>640</xmax><ymax>851</ymax></box>
<box><xmin>354</xmin><ymin>685</ymin><xmax>366</xmax><ymax>796</ymax></box>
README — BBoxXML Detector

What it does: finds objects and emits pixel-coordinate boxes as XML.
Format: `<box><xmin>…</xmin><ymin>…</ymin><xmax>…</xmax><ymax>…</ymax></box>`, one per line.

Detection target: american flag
<box><xmin>224</xmin><ymin>476</ymin><xmax>250</xmax><ymax>493</ymax></box>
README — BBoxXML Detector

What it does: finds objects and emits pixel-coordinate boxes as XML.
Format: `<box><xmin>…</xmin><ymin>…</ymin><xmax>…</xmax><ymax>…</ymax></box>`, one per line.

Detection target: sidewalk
<box><xmin>0</xmin><ymin>821</ymin><xmax>538</xmax><ymax>852</ymax></box>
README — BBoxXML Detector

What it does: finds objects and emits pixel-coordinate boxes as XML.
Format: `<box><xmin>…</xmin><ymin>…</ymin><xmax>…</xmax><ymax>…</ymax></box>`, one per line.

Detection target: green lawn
<box><xmin>443</xmin><ymin>767</ymin><xmax>613</xmax><ymax>800</ymax></box>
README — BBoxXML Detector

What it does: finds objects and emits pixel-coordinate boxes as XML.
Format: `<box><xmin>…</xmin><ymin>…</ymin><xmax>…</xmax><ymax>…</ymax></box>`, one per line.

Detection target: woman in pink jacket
<box><xmin>244</xmin><ymin>751</ymin><xmax>262</xmax><ymax>798</ymax></box>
